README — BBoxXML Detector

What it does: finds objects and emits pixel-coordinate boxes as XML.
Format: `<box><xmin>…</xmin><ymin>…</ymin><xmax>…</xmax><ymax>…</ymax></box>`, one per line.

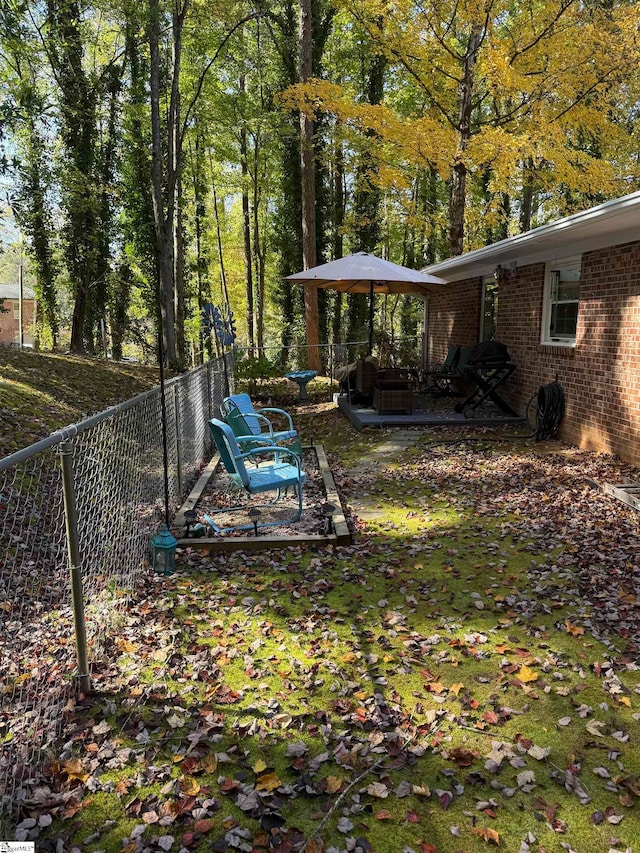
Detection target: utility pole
<box><xmin>18</xmin><ymin>261</ymin><xmax>24</xmax><ymax>350</ymax></box>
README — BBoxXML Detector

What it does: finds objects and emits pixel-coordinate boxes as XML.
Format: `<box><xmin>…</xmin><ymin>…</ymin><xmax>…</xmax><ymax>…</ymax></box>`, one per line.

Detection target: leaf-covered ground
<box><xmin>0</xmin><ymin>349</ymin><xmax>161</xmax><ymax>458</ymax></box>
<box><xmin>14</xmin><ymin>405</ymin><xmax>640</xmax><ymax>852</ymax></box>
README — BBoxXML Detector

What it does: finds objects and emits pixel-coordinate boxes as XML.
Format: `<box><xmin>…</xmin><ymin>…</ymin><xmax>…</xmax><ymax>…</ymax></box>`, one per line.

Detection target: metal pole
<box><xmin>368</xmin><ymin>281</ymin><xmax>374</xmax><ymax>355</ymax></box>
<box><xmin>174</xmin><ymin>384</ymin><xmax>183</xmax><ymax>498</ymax></box>
<box><xmin>329</xmin><ymin>343</ymin><xmax>333</xmax><ymax>400</ymax></box>
<box><xmin>157</xmin><ymin>321</ymin><xmax>171</xmax><ymax>529</ymax></box>
<box><xmin>207</xmin><ymin>360</ymin><xmax>214</xmax><ymax>421</ymax></box>
<box><xmin>60</xmin><ymin>440</ymin><xmax>91</xmax><ymax>694</ymax></box>
<box><xmin>100</xmin><ymin>318</ymin><xmax>108</xmax><ymax>359</ymax></box>
<box><xmin>18</xmin><ymin>264</ymin><xmax>24</xmax><ymax>350</ymax></box>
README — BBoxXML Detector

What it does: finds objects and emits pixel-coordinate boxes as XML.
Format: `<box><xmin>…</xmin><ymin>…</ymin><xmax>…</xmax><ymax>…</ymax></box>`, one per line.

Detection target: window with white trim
<box><xmin>542</xmin><ymin>258</ymin><xmax>581</xmax><ymax>345</ymax></box>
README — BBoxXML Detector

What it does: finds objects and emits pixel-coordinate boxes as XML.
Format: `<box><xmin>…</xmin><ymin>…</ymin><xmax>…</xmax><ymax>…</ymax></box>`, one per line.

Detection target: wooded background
<box><xmin>0</xmin><ymin>0</ymin><xmax>638</xmax><ymax>369</ymax></box>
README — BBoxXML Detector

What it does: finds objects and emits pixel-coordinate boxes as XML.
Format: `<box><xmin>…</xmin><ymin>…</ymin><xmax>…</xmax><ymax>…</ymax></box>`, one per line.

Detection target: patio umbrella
<box><xmin>284</xmin><ymin>252</ymin><xmax>448</xmax><ymax>354</ymax></box>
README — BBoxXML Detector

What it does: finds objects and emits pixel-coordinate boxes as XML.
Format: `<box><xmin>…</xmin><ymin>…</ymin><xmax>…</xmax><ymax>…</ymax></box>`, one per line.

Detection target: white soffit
<box><xmin>423</xmin><ymin>191</ymin><xmax>640</xmax><ymax>282</ymax></box>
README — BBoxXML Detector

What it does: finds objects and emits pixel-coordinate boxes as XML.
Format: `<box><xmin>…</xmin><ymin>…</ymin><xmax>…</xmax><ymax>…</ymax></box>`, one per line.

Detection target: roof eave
<box><xmin>423</xmin><ymin>190</ymin><xmax>640</xmax><ymax>282</ymax></box>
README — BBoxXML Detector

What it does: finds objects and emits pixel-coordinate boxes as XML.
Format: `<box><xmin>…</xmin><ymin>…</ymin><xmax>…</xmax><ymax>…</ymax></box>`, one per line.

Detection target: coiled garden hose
<box><xmin>525</xmin><ymin>380</ymin><xmax>565</xmax><ymax>440</ymax></box>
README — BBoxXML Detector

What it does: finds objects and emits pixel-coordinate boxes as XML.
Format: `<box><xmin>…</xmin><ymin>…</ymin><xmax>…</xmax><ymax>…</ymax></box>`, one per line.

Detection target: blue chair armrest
<box><xmin>259</xmin><ymin>407</ymin><xmax>295</xmax><ymax>431</ymax></box>
<box><xmin>235</xmin><ymin>434</ymin><xmax>273</xmax><ymax>446</ymax></box>
<box><xmin>242</xmin><ymin>411</ymin><xmax>276</xmax><ymax>435</ymax></box>
<box><xmin>239</xmin><ymin>445</ymin><xmax>302</xmax><ymax>471</ymax></box>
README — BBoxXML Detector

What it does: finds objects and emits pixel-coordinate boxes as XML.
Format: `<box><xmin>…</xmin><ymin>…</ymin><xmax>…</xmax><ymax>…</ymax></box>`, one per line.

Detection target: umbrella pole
<box><xmin>368</xmin><ymin>280</ymin><xmax>374</xmax><ymax>355</ymax></box>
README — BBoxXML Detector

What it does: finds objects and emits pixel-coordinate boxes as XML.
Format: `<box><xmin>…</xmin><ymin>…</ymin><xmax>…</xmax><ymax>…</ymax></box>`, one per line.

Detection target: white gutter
<box><xmin>424</xmin><ymin>190</ymin><xmax>640</xmax><ymax>281</ymax></box>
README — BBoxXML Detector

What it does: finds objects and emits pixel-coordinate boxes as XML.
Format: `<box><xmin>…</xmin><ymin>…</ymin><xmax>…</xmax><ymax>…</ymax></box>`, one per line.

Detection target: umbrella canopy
<box><xmin>284</xmin><ymin>251</ymin><xmax>447</xmax><ymax>295</ymax></box>
<box><xmin>284</xmin><ymin>251</ymin><xmax>448</xmax><ymax>352</ymax></box>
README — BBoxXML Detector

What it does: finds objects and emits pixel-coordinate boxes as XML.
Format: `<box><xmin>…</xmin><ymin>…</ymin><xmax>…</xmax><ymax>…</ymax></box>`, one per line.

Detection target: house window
<box><xmin>480</xmin><ymin>276</ymin><xmax>498</xmax><ymax>342</ymax></box>
<box><xmin>12</xmin><ymin>300</ymin><xmax>20</xmax><ymax>319</ymax></box>
<box><xmin>542</xmin><ymin>259</ymin><xmax>580</xmax><ymax>345</ymax></box>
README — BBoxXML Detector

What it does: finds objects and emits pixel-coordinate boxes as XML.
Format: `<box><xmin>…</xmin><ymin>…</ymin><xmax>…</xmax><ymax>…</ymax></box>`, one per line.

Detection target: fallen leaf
<box><xmin>472</xmin><ymin>826</ymin><xmax>500</xmax><ymax>845</ymax></box>
<box><xmin>528</xmin><ymin>745</ymin><xmax>551</xmax><ymax>761</ymax></box>
<box><xmin>324</xmin><ymin>775</ymin><xmax>343</xmax><ymax>794</ymax></box>
<box><xmin>366</xmin><ymin>781</ymin><xmax>389</xmax><ymax>798</ymax></box>
<box><xmin>517</xmin><ymin>770</ymin><xmax>536</xmax><ymax>788</ymax></box>
<box><xmin>516</xmin><ymin>665</ymin><xmax>539</xmax><ymax>683</ymax></box>
<box><xmin>256</xmin><ymin>771</ymin><xmax>282</xmax><ymax>792</ymax></box>
<box><xmin>337</xmin><ymin>817</ymin><xmax>353</xmax><ymax>833</ymax></box>
<box><xmin>62</xmin><ymin>759</ymin><xmax>89</xmax><ymax>783</ymax></box>
<box><xmin>586</xmin><ymin>719</ymin><xmax>606</xmax><ymax>737</ymax></box>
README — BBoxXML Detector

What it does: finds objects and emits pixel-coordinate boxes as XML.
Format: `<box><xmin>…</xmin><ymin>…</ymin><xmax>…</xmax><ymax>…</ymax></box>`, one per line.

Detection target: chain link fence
<box><xmin>0</xmin><ymin>357</ymin><xmax>230</xmax><ymax>827</ymax></box>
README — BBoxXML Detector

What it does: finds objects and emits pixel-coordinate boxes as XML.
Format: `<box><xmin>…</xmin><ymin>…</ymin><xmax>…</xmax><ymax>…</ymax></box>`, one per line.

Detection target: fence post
<box><xmin>207</xmin><ymin>360</ymin><xmax>214</xmax><ymax>420</ymax></box>
<box><xmin>59</xmin><ymin>440</ymin><xmax>91</xmax><ymax>694</ymax></box>
<box><xmin>173</xmin><ymin>384</ymin><xmax>183</xmax><ymax>499</ymax></box>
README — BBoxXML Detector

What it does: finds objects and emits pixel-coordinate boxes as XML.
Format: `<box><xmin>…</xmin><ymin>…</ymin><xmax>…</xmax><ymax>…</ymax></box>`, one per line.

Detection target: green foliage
<box><xmin>1</xmin><ymin>0</ymin><xmax>639</xmax><ymax>362</ymax></box>
<box><xmin>233</xmin><ymin>353</ymin><xmax>280</xmax><ymax>395</ymax></box>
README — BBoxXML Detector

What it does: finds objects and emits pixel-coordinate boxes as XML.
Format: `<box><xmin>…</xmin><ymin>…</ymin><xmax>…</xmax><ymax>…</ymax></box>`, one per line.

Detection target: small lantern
<box><xmin>151</xmin><ymin>526</ymin><xmax>178</xmax><ymax>575</ymax></box>
<box><xmin>248</xmin><ymin>507</ymin><xmax>261</xmax><ymax>536</ymax></box>
<box><xmin>321</xmin><ymin>502</ymin><xmax>336</xmax><ymax>534</ymax></box>
<box><xmin>183</xmin><ymin>509</ymin><xmax>198</xmax><ymax>538</ymax></box>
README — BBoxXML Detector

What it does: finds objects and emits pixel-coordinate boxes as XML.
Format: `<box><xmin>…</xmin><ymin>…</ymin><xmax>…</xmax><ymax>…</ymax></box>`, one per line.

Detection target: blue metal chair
<box><xmin>220</xmin><ymin>393</ymin><xmax>297</xmax><ymax>447</ymax></box>
<box><xmin>206</xmin><ymin>418</ymin><xmax>306</xmax><ymax>532</ymax></box>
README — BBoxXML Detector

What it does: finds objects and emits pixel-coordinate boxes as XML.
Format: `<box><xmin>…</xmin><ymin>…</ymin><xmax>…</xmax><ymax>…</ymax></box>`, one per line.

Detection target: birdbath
<box><xmin>285</xmin><ymin>369</ymin><xmax>317</xmax><ymax>401</ymax></box>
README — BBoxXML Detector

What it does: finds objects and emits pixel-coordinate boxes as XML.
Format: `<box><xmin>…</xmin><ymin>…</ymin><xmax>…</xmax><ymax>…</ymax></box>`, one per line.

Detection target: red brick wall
<box><xmin>427</xmin><ymin>240</ymin><xmax>640</xmax><ymax>464</ymax></box>
<box><xmin>427</xmin><ymin>278</ymin><xmax>483</xmax><ymax>363</ymax></box>
<box><xmin>0</xmin><ymin>298</ymin><xmax>35</xmax><ymax>346</ymax></box>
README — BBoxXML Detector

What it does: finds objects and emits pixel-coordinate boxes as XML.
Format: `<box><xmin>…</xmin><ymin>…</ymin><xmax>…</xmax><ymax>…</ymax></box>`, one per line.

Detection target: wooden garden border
<box><xmin>173</xmin><ymin>443</ymin><xmax>351</xmax><ymax>552</ymax></box>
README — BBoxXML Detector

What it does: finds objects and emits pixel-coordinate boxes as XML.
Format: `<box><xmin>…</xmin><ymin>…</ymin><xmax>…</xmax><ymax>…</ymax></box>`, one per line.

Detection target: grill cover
<box><xmin>468</xmin><ymin>341</ymin><xmax>511</xmax><ymax>365</ymax></box>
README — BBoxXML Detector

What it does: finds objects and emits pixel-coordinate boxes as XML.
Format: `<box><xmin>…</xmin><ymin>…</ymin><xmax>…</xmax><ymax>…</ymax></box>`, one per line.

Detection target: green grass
<box><xmin>5</xmin><ymin>355</ymin><xmax>640</xmax><ymax>851</ymax></box>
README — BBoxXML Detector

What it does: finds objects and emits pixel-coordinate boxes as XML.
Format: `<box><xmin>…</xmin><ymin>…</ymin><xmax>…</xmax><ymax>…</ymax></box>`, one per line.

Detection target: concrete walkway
<box><xmin>350</xmin><ymin>430</ymin><xmax>422</xmax><ymax>520</ymax></box>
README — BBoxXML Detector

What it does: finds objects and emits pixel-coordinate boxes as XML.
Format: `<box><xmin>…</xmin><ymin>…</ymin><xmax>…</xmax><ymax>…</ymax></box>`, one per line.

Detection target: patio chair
<box><xmin>425</xmin><ymin>345</ymin><xmax>472</xmax><ymax>395</ymax></box>
<box><xmin>373</xmin><ymin>368</ymin><xmax>415</xmax><ymax>414</ymax></box>
<box><xmin>221</xmin><ymin>393</ymin><xmax>297</xmax><ymax>445</ymax></box>
<box><xmin>354</xmin><ymin>356</ymin><xmax>379</xmax><ymax>403</ymax></box>
<box><xmin>206</xmin><ymin>418</ymin><xmax>306</xmax><ymax>532</ymax></box>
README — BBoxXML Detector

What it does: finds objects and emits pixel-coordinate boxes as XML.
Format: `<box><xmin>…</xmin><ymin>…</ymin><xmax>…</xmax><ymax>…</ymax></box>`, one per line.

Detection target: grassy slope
<box><xmin>0</xmin><ymin>348</ymin><xmax>161</xmax><ymax>458</ymax></box>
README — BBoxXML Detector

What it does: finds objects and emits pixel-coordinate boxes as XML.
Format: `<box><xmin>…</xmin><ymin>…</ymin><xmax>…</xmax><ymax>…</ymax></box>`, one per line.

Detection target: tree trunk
<box><xmin>520</xmin><ymin>157</ymin><xmax>534</xmax><ymax>232</ymax></box>
<box><xmin>149</xmin><ymin>0</ymin><xmax>178</xmax><ymax>365</ymax></box>
<box><xmin>239</xmin><ymin>88</ymin><xmax>255</xmax><ymax>357</ymax></box>
<box><xmin>174</xmin><ymin>175</ymin><xmax>186</xmax><ymax>364</ymax></box>
<box><xmin>300</xmin><ymin>0</ymin><xmax>321</xmax><ymax>371</ymax></box>
<box><xmin>252</xmin><ymin>134</ymin><xmax>266</xmax><ymax>355</ymax></box>
<box><xmin>19</xmin><ymin>111</ymin><xmax>59</xmax><ymax>349</ymax></box>
<box><xmin>331</xmin><ymin>136</ymin><xmax>345</xmax><ymax>344</ymax></box>
<box><xmin>449</xmin><ymin>23</ymin><xmax>482</xmax><ymax>257</ymax></box>
<box><xmin>210</xmin><ymin>168</ymin><xmax>229</xmax><ymax>308</ymax></box>
<box><xmin>47</xmin><ymin>0</ymin><xmax>99</xmax><ymax>354</ymax></box>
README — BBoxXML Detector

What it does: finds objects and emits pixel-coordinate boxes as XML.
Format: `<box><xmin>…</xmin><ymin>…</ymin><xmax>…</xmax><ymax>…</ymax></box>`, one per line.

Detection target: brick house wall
<box><xmin>427</xmin><ymin>239</ymin><xmax>640</xmax><ymax>464</ymax></box>
<box><xmin>427</xmin><ymin>278</ymin><xmax>482</xmax><ymax>363</ymax></box>
<box><xmin>0</xmin><ymin>298</ymin><xmax>35</xmax><ymax>346</ymax></box>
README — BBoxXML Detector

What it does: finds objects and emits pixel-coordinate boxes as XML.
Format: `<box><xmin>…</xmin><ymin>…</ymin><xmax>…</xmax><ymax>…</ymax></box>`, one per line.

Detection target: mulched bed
<box><xmin>184</xmin><ymin>448</ymin><xmax>336</xmax><ymax>538</ymax></box>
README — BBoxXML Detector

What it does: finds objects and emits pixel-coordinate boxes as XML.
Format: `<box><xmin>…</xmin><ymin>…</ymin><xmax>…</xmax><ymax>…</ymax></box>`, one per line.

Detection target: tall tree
<box><xmin>148</xmin><ymin>0</ymin><xmax>182</xmax><ymax>366</ymax></box>
<box><xmin>46</xmin><ymin>0</ymin><xmax>101</xmax><ymax>352</ymax></box>
<box><xmin>299</xmin><ymin>0</ymin><xmax>321</xmax><ymax>370</ymax></box>
<box><xmin>286</xmin><ymin>0</ymin><xmax>640</xmax><ymax>256</ymax></box>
